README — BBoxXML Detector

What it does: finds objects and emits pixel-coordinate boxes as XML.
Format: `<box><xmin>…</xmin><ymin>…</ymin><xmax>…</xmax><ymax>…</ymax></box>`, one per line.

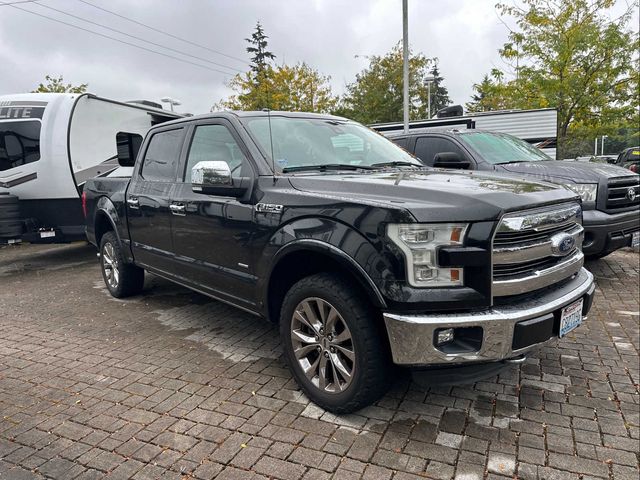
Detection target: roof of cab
<box><xmin>154</xmin><ymin>110</ymin><xmax>350</xmax><ymax>128</ymax></box>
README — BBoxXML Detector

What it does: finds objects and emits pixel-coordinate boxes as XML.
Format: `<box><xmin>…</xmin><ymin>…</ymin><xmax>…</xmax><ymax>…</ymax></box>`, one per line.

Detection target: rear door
<box><xmin>127</xmin><ymin>126</ymin><xmax>185</xmax><ymax>273</ymax></box>
<box><xmin>169</xmin><ymin>120</ymin><xmax>259</xmax><ymax>310</ymax></box>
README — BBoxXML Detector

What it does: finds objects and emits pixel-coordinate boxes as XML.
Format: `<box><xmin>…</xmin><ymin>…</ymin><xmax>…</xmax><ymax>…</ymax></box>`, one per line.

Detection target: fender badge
<box><xmin>255</xmin><ymin>203</ymin><xmax>283</xmax><ymax>213</ymax></box>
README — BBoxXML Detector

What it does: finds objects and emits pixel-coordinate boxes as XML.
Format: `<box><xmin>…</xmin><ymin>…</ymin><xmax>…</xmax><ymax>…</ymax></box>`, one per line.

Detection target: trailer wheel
<box><xmin>0</xmin><ymin>193</ymin><xmax>22</xmax><ymax>240</ymax></box>
<box><xmin>279</xmin><ymin>273</ymin><xmax>393</xmax><ymax>413</ymax></box>
<box><xmin>99</xmin><ymin>231</ymin><xmax>144</xmax><ymax>298</ymax></box>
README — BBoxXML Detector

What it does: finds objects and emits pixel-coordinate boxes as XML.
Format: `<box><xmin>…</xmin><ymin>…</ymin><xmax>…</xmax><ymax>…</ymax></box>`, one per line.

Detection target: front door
<box><xmin>169</xmin><ymin>121</ymin><xmax>258</xmax><ymax>310</ymax></box>
<box><xmin>127</xmin><ymin>127</ymin><xmax>185</xmax><ymax>273</ymax></box>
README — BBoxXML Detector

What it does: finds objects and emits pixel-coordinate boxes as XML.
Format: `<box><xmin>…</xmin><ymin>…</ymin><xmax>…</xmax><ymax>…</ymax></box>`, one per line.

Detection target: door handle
<box><xmin>169</xmin><ymin>203</ymin><xmax>186</xmax><ymax>216</ymax></box>
<box><xmin>127</xmin><ymin>197</ymin><xmax>139</xmax><ymax>209</ymax></box>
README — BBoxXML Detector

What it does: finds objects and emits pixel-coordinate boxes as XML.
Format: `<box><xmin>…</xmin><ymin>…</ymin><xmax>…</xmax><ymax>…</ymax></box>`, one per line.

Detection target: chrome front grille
<box><xmin>493</xmin><ymin>203</ymin><xmax>584</xmax><ymax>297</ymax></box>
<box><xmin>606</xmin><ymin>176</ymin><xmax>640</xmax><ymax>212</ymax></box>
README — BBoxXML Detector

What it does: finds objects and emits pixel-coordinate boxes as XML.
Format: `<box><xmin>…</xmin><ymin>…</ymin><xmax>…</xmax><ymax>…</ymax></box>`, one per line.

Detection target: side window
<box><xmin>140</xmin><ymin>129</ymin><xmax>183</xmax><ymax>181</ymax></box>
<box><xmin>415</xmin><ymin>137</ymin><xmax>467</xmax><ymax>166</ymax></box>
<box><xmin>392</xmin><ymin>137</ymin><xmax>408</xmax><ymax>150</ymax></box>
<box><xmin>184</xmin><ymin>124</ymin><xmax>248</xmax><ymax>181</ymax></box>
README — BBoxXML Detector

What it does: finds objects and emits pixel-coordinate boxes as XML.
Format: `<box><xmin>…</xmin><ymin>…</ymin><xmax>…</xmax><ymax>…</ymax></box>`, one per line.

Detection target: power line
<box><xmin>77</xmin><ymin>0</ymin><xmax>249</xmax><ymax>66</ymax></box>
<box><xmin>0</xmin><ymin>0</ymin><xmax>40</xmax><ymax>5</ymax></box>
<box><xmin>32</xmin><ymin>1</ymin><xmax>242</xmax><ymax>74</ymax></box>
<box><xmin>5</xmin><ymin>3</ymin><xmax>238</xmax><ymax>76</ymax></box>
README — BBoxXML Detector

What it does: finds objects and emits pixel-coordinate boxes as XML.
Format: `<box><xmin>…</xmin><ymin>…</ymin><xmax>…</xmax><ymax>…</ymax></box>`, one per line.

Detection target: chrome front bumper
<box><xmin>383</xmin><ymin>268</ymin><xmax>595</xmax><ymax>366</ymax></box>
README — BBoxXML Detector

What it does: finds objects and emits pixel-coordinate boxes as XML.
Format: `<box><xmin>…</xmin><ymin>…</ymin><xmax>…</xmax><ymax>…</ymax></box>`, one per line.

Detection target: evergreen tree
<box><xmin>428</xmin><ymin>60</ymin><xmax>451</xmax><ymax>117</ymax></box>
<box><xmin>245</xmin><ymin>21</ymin><xmax>276</xmax><ymax>75</ymax></box>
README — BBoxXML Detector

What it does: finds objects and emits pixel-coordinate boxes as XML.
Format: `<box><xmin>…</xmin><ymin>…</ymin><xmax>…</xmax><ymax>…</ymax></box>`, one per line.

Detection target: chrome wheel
<box><xmin>291</xmin><ymin>297</ymin><xmax>355</xmax><ymax>393</ymax></box>
<box><xmin>102</xmin><ymin>242</ymin><xmax>119</xmax><ymax>289</ymax></box>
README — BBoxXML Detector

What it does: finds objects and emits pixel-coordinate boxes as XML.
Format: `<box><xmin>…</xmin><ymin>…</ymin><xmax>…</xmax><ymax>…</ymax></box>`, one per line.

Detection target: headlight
<box><xmin>387</xmin><ymin>223</ymin><xmax>468</xmax><ymax>287</ymax></box>
<box><xmin>564</xmin><ymin>183</ymin><xmax>597</xmax><ymax>203</ymax></box>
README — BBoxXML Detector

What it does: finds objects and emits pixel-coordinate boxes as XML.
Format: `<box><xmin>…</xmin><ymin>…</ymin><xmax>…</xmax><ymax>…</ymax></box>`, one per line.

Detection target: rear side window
<box><xmin>0</xmin><ymin>121</ymin><xmax>41</xmax><ymax>171</ymax></box>
<box><xmin>140</xmin><ymin>128</ymin><xmax>183</xmax><ymax>181</ymax></box>
<box><xmin>414</xmin><ymin>136</ymin><xmax>466</xmax><ymax>166</ymax></box>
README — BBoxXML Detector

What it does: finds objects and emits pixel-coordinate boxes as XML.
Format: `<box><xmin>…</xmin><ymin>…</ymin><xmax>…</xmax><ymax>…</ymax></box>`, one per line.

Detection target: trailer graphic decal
<box><xmin>0</xmin><ymin>101</ymin><xmax>47</xmax><ymax>120</ymax></box>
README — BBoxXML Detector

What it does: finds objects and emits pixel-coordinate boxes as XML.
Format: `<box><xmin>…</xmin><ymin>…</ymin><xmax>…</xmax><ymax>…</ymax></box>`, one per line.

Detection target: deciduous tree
<box><xmin>334</xmin><ymin>44</ymin><xmax>443</xmax><ymax>124</ymax></box>
<box><xmin>469</xmin><ymin>0</ymin><xmax>639</xmax><ymax>157</ymax></box>
<box><xmin>32</xmin><ymin>75</ymin><xmax>87</xmax><ymax>94</ymax></box>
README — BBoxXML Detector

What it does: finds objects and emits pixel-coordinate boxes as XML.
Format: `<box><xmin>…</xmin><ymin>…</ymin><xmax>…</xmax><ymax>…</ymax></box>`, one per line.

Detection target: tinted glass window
<box><xmin>458</xmin><ymin>132</ymin><xmax>550</xmax><ymax>164</ymax></box>
<box><xmin>243</xmin><ymin>117</ymin><xmax>422</xmax><ymax>171</ymax></box>
<box><xmin>0</xmin><ymin>121</ymin><xmax>41</xmax><ymax>171</ymax></box>
<box><xmin>185</xmin><ymin>124</ymin><xmax>248</xmax><ymax>181</ymax></box>
<box><xmin>141</xmin><ymin>129</ymin><xmax>183</xmax><ymax>181</ymax></box>
<box><xmin>414</xmin><ymin>136</ymin><xmax>466</xmax><ymax>166</ymax></box>
<box><xmin>392</xmin><ymin>137</ymin><xmax>408</xmax><ymax>149</ymax></box>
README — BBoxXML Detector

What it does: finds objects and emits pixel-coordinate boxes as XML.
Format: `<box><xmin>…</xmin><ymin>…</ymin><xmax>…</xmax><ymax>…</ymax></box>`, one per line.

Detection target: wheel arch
<box><xmin>265</xmin><ymin>239</ymin><xmax>387</xmax><ymax>324</ymax></box>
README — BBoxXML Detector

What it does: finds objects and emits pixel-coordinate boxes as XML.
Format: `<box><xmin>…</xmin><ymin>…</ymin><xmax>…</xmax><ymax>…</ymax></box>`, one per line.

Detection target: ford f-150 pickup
<box><xmin>84</xmin><ymin>111</ymin><xmax>596</xmax><ymax>413</ymax></box>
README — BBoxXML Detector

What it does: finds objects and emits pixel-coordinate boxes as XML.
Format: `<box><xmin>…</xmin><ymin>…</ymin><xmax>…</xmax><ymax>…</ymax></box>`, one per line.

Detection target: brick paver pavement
<box><xmin>0</xmin><ymin>243</ymin><xmax>638</xmax><ymax>479</ymax></box>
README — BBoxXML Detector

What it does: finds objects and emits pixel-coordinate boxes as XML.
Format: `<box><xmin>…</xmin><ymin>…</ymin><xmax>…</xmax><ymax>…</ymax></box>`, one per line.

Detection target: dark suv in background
<box><xmin>389</xmin><ymin>130</ymin><xmax>640</xmax><ymax>258</ymax></box>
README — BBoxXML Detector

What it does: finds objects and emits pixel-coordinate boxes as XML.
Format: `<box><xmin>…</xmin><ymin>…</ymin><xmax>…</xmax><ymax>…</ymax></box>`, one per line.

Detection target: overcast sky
<box><xmin>1</xmin><ymin>0</ymin><xmax>637</xmax><ymax>115</ymax></box>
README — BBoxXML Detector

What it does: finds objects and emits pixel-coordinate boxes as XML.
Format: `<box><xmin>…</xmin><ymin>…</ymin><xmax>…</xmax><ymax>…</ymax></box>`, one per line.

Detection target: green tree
<box><xmin>470</xmin><ymin>0</ymin><xmax>639</xmax><ymax>157</ymax></box>
<box><xmin>428</xmin><ymin>60</ymin><xmax>451</xmax><ymax>117</ymax></box>
<box><xmin>245</xmin><ymin>21</ymin><xmax>276</xmax><ymax>75</ymax></box>
<box><xmin>32</xmin><ymin>75</ymin><xmax>88</xmax><ymax>94</ymax></box>
<box><xmin>216</xmin><ymin>63</ymin><xmax>337</xmax><ymax>113</ymax></box>
<box><xmin>334</xmin><ymin>43</ymin><xmax>437</xmax><ymax>124</ymax></box>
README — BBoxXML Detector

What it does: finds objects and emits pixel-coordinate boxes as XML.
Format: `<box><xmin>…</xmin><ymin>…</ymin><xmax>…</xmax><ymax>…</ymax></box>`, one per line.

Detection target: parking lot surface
<box><xmin>0</xmin><ymin>242</ymin><xmax>638</xmax><ymax>480</ymax></box>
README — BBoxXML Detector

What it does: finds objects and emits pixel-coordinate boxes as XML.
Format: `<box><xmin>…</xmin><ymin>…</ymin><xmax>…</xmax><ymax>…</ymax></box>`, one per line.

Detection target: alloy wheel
<box><xmin>290</xmin><ymin>297</ymin><xmax>355</xmax><ymax>393</ymax></box>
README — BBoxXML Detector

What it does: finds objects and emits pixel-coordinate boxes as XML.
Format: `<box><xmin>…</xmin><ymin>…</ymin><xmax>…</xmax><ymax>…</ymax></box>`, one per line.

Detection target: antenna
<box><xmin>263</xmin><ymin>108</ymin><xmax>276</xmax><ymax>182</ymax></box>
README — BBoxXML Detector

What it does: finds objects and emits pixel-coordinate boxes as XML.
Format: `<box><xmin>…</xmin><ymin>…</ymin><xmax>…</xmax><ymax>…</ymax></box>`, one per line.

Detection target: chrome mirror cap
<box><xmin>191</xmin><ymin>161</ymin><xmax>232</xmax><ymax>191</ymax></box>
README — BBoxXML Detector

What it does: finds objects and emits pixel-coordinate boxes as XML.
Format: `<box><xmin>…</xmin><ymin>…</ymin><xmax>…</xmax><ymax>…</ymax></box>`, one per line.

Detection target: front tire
<box><xmin>280</xmin><ymin>273</ymin><xmax>392</xmax><ymax>413</ymax></box>
<box><xmin>100</xmin><ymin>231</ymin><xmax>144</xmax><ymax>298</ymax></box>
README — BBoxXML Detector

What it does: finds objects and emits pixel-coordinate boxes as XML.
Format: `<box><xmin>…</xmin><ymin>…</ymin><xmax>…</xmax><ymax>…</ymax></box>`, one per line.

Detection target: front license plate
<box><xmin>559</xmin><ymin>299</ymin><xmax>584</xmax><ymax>337</ymax></box>
<box><xmin>631</xmin><ymin>231</ymin><xmax>640</xmax><ymax>248</ymax></box>
<box><xmin>40</xmin><ymin>231</ymin><xmax>55</xmax><ymax>238</ymax></box>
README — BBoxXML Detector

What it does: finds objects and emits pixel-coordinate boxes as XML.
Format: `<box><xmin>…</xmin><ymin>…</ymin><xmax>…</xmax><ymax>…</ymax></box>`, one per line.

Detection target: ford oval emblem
<box><xmin>550</xmin><ymin>233</ymin><xmax>576</xmax><ymax>256</ymax></box>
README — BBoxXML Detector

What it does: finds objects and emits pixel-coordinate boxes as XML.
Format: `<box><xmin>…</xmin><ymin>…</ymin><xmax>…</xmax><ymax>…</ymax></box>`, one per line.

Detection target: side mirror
<box><xmin>433</xmin><ymin>152</ymin><xmax>471</xmax><ymax>169</ymax></box>
<box><xmin>116</xmin><ymin>132</ymin><xmax>143</xmax><ymax>167</ymax></box>
<box><xmin>191</xmin><ymin>161</ymin><xmax>248</xmax><ymax>196</ymax></box>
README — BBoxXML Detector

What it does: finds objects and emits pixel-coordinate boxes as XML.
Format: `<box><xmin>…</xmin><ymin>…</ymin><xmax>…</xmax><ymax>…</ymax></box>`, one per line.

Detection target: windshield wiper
<box><xmin>497</xmin><ymin>160</ymin><xmax>534</xmax><ymax>164</ymax></box>
<box><xmin>282</xmin><ymin>163</ymin><xmax>375</xmax><ymax>173</ymax></box>
<box><xmin>370</xmin><ymin>161</ymin><xmax>422</xmax><ymax>169</ymax></box>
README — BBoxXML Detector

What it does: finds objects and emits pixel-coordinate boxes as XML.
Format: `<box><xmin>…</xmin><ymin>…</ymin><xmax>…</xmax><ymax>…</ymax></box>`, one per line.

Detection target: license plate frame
<box><xmin>559</xmin><ymin>299</ymin><xmax>584</xmax><ymax>337</ymax></box>
<box><xmin>631</xmin><ymin>231</ymin><xmax>640</xmax><ymax>248</ymax></box>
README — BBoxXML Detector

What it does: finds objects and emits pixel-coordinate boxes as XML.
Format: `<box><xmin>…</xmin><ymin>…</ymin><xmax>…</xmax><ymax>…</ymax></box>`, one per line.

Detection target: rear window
<box><xmin>140</xmin><ymin>128</ymin><xmax>183</xmax><ymax>181</ymax></box>
<box><xmin>0</xmin><ymin>121</ymin><xmax>41</xmax><ymax>171</ymax></box>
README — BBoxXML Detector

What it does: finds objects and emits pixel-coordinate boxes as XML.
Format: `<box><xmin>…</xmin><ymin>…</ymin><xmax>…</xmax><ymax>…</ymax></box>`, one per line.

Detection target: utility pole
<box><xmin>402</xmin><ymin>0</ymin><xmax>409</xmax><ymax>134</ymax></box>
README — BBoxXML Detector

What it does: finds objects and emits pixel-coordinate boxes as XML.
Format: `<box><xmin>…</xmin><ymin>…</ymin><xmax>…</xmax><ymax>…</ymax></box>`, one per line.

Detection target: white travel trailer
<box><xmin>371</xmin><ymin>107</ymin><xmax>559</xmax><ymax>159</ymax></box>
<box><xmin>0</xmin><ymin>93</ymin><xmax>181</xmax><ymax>243</ymax></box>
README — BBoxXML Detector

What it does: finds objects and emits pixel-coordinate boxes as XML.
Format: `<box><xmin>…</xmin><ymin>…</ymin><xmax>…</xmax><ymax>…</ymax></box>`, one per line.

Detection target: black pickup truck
<box><xmin>84</xmin><ymin>111</ymin><xmax>595</xmax><ymax>412</ymax></box>
<box><xmin>387</xmin><ymin>130</ymin><xmax>640</xmax><ymax>258</ymax></box>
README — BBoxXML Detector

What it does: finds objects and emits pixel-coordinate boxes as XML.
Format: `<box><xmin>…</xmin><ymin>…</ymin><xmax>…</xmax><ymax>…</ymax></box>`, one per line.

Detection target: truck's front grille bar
<box><xmin>492</xmin><ymin>203</ymin><xmax>584</xmax><ymax>297</ymax></box>
<box><xmin>606</xmin><ymin>176</ymin><xmax>640</xmax><ymax>212</ymax></box>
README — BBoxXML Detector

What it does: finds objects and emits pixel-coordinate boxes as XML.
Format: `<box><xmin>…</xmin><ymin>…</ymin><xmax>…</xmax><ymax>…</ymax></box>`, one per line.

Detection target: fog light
<box><xmin>435</xmin><ymin>328</ymin><xmax>455</xmax><ymax>346</ymax></box>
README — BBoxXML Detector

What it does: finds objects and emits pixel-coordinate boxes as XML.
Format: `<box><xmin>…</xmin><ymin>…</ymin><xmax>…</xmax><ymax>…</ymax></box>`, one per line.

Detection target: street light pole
<box><xmin>160</xmin><ymin>96</ymin><xmax>181</xmax><ymax>112</ymax></box>
<box><xmin>402</xmin><ymin>0</ymin><xmax>409</xmax><ymax>134</ymax></box>
<box><xmin>601</xmin><ymin>135</ymin><xmax>608</xmax><ymax>156</ymax></box>
<box><xmin>424</xmin><ymin>75</ymin><xmax>435</xmax><ymax>119</ymax></box>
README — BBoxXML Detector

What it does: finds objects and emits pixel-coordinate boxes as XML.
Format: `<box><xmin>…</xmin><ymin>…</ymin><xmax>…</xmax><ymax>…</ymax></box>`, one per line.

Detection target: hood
<box><xmin>495</xmin><ymin>160</ymin><xmax>636</xmax><ymax>183</ymax></box>
<box><xmin>288</xmin><ymin>169</ymin><xmax>579</xmax><ymax>223</ymax></box>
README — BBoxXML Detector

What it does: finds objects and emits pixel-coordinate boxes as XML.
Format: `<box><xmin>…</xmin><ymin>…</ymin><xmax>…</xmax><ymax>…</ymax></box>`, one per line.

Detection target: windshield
<box><xmin>458</xmin><ymin>131</ymin><xmax>550</xmax><ymax>165</ymax></box>
<box><xmin>242</xmin><ymin>116</ymin><xmax>422</xmax><ymax>172</ymax></box>
<box><xmin>0</xmin><ymin>121</ymin><xmax>42</xmax><ymax>171</ymax></box>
